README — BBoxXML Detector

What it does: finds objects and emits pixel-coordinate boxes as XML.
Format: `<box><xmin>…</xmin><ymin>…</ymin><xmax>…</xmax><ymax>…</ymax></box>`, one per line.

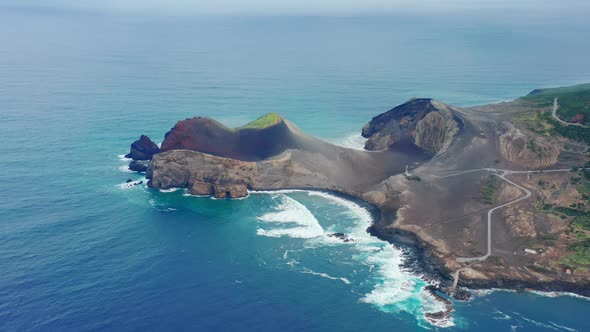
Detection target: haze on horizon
<box><xmin>3</xmin><ymin>0</ymin><xmax>590</xmax><ymax>19</ymax></box>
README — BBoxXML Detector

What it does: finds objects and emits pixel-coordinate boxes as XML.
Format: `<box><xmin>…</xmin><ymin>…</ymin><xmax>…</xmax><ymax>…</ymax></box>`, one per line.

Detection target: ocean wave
<box><xmin>512</xmin><ymin>312</ymin><xmax>576</xmax><ymax>331</ymax></box>
<box><xmin>117</xmin><ymin>154</ymin><xmax>131</xmax><ymax>161</ymax></box>
<box><xmin>118</xmin><ymin>165</ymin><xmax>133</xmax><ymax>173</ymax></box>
<box><xmin>476</xmin><ymin>287</ymin><xmax>589</xmax><ymax>302</ymax></box>
<box><xmin>159</xmin><ymin>188</ymin><xmax>181</xmax><ymax>193</ymax></box>
<box><xmin>256</xmin><ymin>195</ymin><xmax>325</xmax><ymax>239</ymax></box>
<box><xmin>527</xmin><ymin>289</ymin><xmax>590</xmax><ymax>301</ymax></box>
<box><xmin>117</xmin><ymin>177</ymin><xmax>147</xmax><ymax>190</ymax></box>
<box><xmin>300</xmin><ymin>267</ymin><xmax>351</xmax><ymax>284</ymax></box>
<box><xmin>253</xmin><ymin>189</ymin><xmax>454</xmax><ymax>327</ymax></box>
<box><xmin>331</xmin><ymin>133</ymin><xmax>367</xmax><ymax>150</ymax></box>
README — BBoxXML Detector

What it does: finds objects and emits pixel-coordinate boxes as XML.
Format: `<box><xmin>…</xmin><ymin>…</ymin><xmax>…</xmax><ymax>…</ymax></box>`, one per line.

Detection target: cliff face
<box><xmin>148</xmin><ymin>150</ymin><xmax>255</xmax><ymax>198</ymax></box>
<box><xmin>362</xmin><ymin>98</ymin><xmax>461</xmax><ymax>154</ymax></box>
<box><xmin>159</xmin><ymin>114</ymin><xmax>300</xmax><ymax>161</ymax></box>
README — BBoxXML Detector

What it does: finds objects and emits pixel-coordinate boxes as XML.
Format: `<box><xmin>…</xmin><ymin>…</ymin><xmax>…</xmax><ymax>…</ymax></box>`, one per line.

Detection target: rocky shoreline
<box><xmin>124</xmin><ymin>88</ymin><xmax>590</xmax><ymax>318</ymax></box>
<box><xmin>368</xmin><ymin>207</ymin><xmax>590</xmax><ymax>299</ymax></box>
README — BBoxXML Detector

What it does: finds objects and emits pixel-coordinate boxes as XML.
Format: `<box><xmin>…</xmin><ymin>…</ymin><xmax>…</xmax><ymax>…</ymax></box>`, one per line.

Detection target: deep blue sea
<box><xmin>1</xmin><ymin>9</ymin><xmax>589</xmax><ymax>331</ymax></box>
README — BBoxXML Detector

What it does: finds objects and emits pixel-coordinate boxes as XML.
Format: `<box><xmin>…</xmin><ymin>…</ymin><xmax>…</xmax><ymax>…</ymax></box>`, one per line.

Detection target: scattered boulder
<box><xmin>128</xmin><ymin>160</ymin><xmax>149</xmax><ymax>173</ymax></box>
<box><xmin>125</xmin><ymin>135</ymin><xmax>160</xmax><ymax>161</ymax></box>
<box><xmin>423</xmin><ymin>285</ymin><xmax>454</xmax><ymax>325</ymax></box>
<box><xmin>122</xmin><ymin>180</ymin><xmax>144</xmax><ymax>188</ymax></box>
<box><xmin>328</xmin><ymin>232</ymin><xmax>354</xmax><ymax>242</ymax></box>
<box><xmin>451</xmin><ymin>288</ymin><xmax>472</xmax><ymax>301</ymax></box>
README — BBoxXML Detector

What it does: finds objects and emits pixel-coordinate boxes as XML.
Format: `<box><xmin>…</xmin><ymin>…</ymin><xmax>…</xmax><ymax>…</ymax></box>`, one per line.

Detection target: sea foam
<box><xmin>159</xmin><ymin>188</ymin><xmax>180</xmax><ymax>193</ymax></box>
<box><xmin>300</xmin><ymin>267</ymin><xmax>351</xmax><ymax>285</ymax></box>
<box><xmin>256</xmin><ymin>194</ymin><xmax>325</xmax><ymax>239</ymax></box>
<box><xmin>253</xmin><ymin>189</ymin><xmax>454</xmax><ymax>327</ymax></box>
<box><xmin>117</xmin><ymin>154</ymin><xmax>131</xmax><ymax>161</ymax></box>
<box><xmin>332</xmin><ymin>133</ymin><xmax>367</xmax><ymax>150</ymax></box>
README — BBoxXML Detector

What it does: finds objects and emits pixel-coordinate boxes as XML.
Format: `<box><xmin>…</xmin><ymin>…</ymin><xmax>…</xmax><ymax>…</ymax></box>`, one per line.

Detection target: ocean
<box><xmin>1</xmin><ymin>10</ymin><xmax>589</xmax><ymax>331</ymax></box>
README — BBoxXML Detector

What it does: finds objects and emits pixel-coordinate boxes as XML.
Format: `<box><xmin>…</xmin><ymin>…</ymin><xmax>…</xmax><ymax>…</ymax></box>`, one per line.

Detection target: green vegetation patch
<box><xmin>406</xmin><ymin>175</ymin><xmax>422</xmax><ymax>182</ymax></box>
<box><xmin>517</xmin><ymin>84</ymin><xmax>590</xmax><ymax>144</ymax></box>
<box><xmin>573</xmin><ymin>214</ymin><xmax>590</xmax><ymax>231</ymax></box>
<box><xmin>578</xmin><ymin>182</ymin><xmax>590</xmax><ymax>195</ymax></box>
<box><xmin>481</xmin><ymin>175</ymin><xmax>497</xmax><ymax>204</ymax></box>
<box><xmin>526</xmin><ymin>264</ymin><xmax>553</xmax><ymax>274</ymax></box>
<box><xmin>489</xmin><ymin>255</ymin><xmax>503</xmax><ymax>266</ymax></box>
<box><xmin>531</xmin><ymin>110</ymin><xmax>590</xmax><ymax>144</ymax></box>
<box><xmin>523</xmin><ymin>83</ymin><xmax>590</xmax><ymax>126</ymax></box>
<box><xmin>240</xmin><ymin>112</ymin><xmax>282</xmax><ymax>129</ymax></box>
<box><xmin>554</xmin><ymin>206</ymin><xmax>586</xmax><ymax>217</ymax></box>
<box><xmin>565</xmin><ymin>239</ymin><xmax>590</xmax><ymax>266</ymax></box>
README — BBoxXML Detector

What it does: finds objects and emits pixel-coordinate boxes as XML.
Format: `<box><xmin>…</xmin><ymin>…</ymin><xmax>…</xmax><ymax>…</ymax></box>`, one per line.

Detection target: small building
<box><xmin>524</xmin><ymin>248</ymin><xmax>537</xmax><ymax>255</ymax></box>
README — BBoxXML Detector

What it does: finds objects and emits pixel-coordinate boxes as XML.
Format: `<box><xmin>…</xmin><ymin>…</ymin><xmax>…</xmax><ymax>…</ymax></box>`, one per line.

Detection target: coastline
<box><xmin>366</xmin><ymin>201</ymin><xmax>590</xmax><ymax>299</ymax></box>
<box><xmin>247</xmin><ymin>186</ymin><xmax>590</xmax><ymax>299</ymax></box>
<box><xmin>153</xmin><ymin>179</ymin><xmax>590</xmax><ymax>299</ymax></box>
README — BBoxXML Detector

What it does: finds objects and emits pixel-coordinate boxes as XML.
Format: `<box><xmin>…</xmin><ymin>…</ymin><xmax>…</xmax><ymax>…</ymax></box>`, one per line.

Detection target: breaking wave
<box><xmin>256</xmin><ymin>195</ymin><xmax>324</xmax><ymax>239</ymax></box>
<box><xmin>252</xmin><ymin>190</ymin><xmax>454</xmax><ymax>327</ymax></box>
<box><xmin>332</xmin><ymin>132</ymin><xmax>367</xmax><ymax>150</ymax></box>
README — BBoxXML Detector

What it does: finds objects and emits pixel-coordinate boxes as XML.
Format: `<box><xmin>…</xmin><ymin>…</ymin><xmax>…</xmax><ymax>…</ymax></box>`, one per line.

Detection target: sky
<box><xmin>2</xmin><ymin>0</ymin><xmax>590</xmax><ymax>17</ymax></box>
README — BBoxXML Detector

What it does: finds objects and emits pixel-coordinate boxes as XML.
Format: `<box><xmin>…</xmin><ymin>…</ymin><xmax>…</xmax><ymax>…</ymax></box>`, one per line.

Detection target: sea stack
<box><xmin>125</xmin><ymin>135</ymin><xmax>160</xmax><ymax>161</ymax></box>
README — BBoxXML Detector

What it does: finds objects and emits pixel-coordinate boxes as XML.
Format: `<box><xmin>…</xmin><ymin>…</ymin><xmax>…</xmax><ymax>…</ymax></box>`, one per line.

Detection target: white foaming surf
<box><xmin>253</xmin><ymin>189</ymin><xmax>454</xmax><ymax>328</ymax></box>
<box><xmin>313</xmin><ymin>191</ymin><xmax>453</xmax><ymax>327</ymax></box>
<box><xmin>159</xmin><ymin>188</ymin><xmax>181</xmax><ymax>193</ymax></box>
<box><xmin>300</xmin><ymin>267</ymin><xmax>351</xmax><ymax>285</ymax></box>
<box><xmin>118</xmin><ymin>177</ymin><xmax>147</xmax><ymax>190</ymax></box>
<box><xmin>331</xmin><ymin>133</ymin><xmax>367</xmax><ymax>150</ymax></box>
<box><xmin>117</xmin><ymin>154</ymin><xmax>131</xmax><ymax>161</ymax></box>
<box><xmin>118</xmin><ymin>165</ymin><xmax>133</xmax><ymax>173</ymax></box>
<box><xmin>256</xmin><ymin>194</ymin><xmax>325</xmax><ymax>239</ymax></box>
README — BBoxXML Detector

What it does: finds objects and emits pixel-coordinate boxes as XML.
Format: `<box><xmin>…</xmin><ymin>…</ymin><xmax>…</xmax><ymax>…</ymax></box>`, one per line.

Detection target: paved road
<box><xmin>551</xmin><ymin>97</ymin><xmax>589</xmax><ymax>128</ymax></box>
<box><xmin>431</xmin><ymin>167</ymin><xmax>584</xmax><ymax>263</ymax></box>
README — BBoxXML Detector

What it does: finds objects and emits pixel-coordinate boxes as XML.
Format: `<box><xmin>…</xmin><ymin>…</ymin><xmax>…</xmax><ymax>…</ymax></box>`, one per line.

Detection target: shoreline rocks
<box><xmin>327</xmin><ymin>232</ymin><xmax>354</xmax><ymax>242</ymax></box>
<box><xmin>125</xmin><ymin>135</ymin><xmax>160</xmax><ymax>161</ymax></box>
<box><xmin>128</xmin><ymin>160</ymin><xmax>149</xmax><ymax>172</ymax></box>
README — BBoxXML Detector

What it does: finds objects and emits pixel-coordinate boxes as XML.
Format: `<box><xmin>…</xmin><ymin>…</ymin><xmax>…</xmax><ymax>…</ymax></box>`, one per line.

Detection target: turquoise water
<box><xmin>1</xmin><ymin>10</ymin><xmax>590</xmax><ymax>331</ymax></box>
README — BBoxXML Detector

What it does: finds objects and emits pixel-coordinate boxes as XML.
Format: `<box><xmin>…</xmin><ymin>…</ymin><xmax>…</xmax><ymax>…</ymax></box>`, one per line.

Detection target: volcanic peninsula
<box><xmin>124</xmin><ymin>84</ymin><xmax>590</xmax><ymax>309</ymax></box>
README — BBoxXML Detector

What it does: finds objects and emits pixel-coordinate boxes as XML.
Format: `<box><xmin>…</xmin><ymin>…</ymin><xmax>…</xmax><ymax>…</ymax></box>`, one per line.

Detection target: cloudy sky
<box><xmin>2</xmin><ymin>0</ymin><xmax>589</xmax><ymax>16</ymax></box>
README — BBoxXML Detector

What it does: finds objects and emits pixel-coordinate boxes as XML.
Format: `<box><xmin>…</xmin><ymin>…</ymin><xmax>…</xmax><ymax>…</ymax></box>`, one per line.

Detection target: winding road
<box><xmin>433</xmin><ymin>166</ymin><xmax>587</xmax><ymax>293</ymax></box>
<box><xmin>551</xmin><ymin>97</ymin><xmax>589</xmax><ymax>128</ymax></box>
<box><xmin>431</xmin><ymin>167</ymin><xmax>579</xmax><ymax>263</ymax></box>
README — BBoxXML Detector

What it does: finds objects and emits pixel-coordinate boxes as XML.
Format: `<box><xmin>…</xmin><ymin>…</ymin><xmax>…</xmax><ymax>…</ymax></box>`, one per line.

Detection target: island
<box><xmin>124</xmin><ymin>83</ymin><xmax>590</xmax><ymax>318</ymax></box>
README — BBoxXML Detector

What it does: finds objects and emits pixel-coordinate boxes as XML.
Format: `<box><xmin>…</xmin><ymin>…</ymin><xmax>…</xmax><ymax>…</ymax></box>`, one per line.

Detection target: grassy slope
<box><xmin>203</xmin><ymin>113</ymin><xmax>283</xmax><ymax>134</ymax></box>
<box><xmin>516</xmin><ymin>83</ymin><xmax>590</xmax><ymax>144</ymax></box>
<box><xmin>522</xmin><ymin>83</ymin><xmax>590</xmax><ymax>125</ymax></box>
<box><xmin>239</xmin><ymin>112</ymin><xmax>282</xmax><ymax>129</ymax></box>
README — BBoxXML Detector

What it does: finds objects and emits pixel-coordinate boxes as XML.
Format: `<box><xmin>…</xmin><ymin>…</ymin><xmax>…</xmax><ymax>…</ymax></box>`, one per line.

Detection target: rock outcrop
<box><xmin>128</xmin><ymin>160</ymin><xmax>149</xmax><ymax>173</ymax></box>
<box><xmin>499</xmin><ymin>122</ymin><xmax>559</xmax><ymax>167</ymax></box>
<box><xmin>125</xmin><ymin>135</ymin><xmax>160</xmax><ymax>161</ymax></box>
<box><xmin>361</xmin><ymin>98</ymin><xmax>460</xmax><ymax>154</ymax></box>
